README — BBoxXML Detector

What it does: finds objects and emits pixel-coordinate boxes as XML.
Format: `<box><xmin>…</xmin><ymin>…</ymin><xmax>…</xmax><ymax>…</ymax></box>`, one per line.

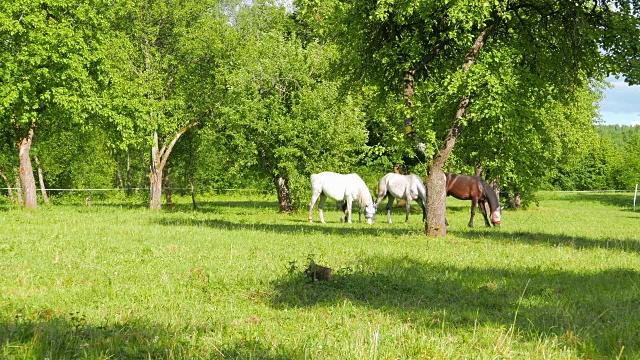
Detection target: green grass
<box><xmin>0</xmin><ymin>192</ymin><xmax>638</xmax><ymax>359</ymax></box>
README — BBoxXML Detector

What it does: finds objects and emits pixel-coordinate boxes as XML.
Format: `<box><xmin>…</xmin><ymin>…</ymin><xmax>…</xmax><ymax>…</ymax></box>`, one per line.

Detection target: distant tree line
<box><xmin>546</xmin><ymin>124</ymin><xmax>640</xmax><ymax>191</ymax></box>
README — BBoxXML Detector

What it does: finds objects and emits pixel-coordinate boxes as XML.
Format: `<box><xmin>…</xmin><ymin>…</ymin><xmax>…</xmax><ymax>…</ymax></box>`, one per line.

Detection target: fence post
<box><xmin>634</xmin><ymin>184</ymin><xmax>638</xmax><ymax>211</ymax></box>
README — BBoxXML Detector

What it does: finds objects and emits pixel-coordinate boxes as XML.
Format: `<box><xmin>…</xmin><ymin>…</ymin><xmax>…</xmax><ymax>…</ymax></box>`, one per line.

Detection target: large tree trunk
<box><xmin>424</xmin><ymin>21</ymin><xmax>498</xmax><ymax>236</ymax></box>
<box><xmin>34</xmin><ymin>156</ymin><xmax>49</xmax><ymax>205</ymax></box>
<box><xmin>149</xmin><ymin>166</ymin><xmax>163</xmax><ymax>210</ymax></box>
<box><xmin>426</xmin><ymin>168</ymin><xmax>447</xmax><ymax>236</ymax></box>
<box><xmin>0</xmin><ymin>170</ymin><xmax>15</xmax><ymax>204</ymax></box>
<box><xmin>18</xmin><ymin>127</ymin><xmax>37</xmax><ymax>209</ymax></box>
<box><xmin>274</xmin><ymin>175</ymin><xmax>293</xmax><ymax>213</ymax></box>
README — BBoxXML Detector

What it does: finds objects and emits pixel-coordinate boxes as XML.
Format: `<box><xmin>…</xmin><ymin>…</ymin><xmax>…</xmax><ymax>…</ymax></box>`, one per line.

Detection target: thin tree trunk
<box><xmin>14</xmin><ymin>169</ymin><xmax>23</xmax><ymax>206</ymax></box>
<box><xmin>126</xmin><ymin>151</ymin><xmax>132</xmax><ymax>196</ymax></box>
<box><xmin>190</xmin><ymin>175</ymin><xmax>197</xmax><ymax>211</ymax></box>
<box><xmin>425</xmin><ymin>20</ymin><xmax>498</xmax><ymax>236</ymax></box>
<box><xmin>34</xmin><ymin>156</ymin><xmax>49</xmax><ymax>205</ymax></box>
<box><xmin>274</xmin><ymin>174</ymin><xmax>293</xmax><ymax>213</ymax></box>
<box><xmin>404</xmin><ymin>70</ymin><xmax>416</xmax><ymax>137</ymax></box>
<box><xmin>0</xmin><ymin>170</ymin><xmax>15</xmax><ymax>204</ymax></box>
<box><xmin>403</xmin><ymin>70</ymin><xmax>427</xmax><ymax>157</ymax></box>
<box><xmin>18</xmin><ymin>126</ymin><xmax>37</xmax><ymax>209</ymax></box>
<box><xmin>149</xmin><ymin>131</ymin><xmax>163</xmax><ymax>211</ymax></box>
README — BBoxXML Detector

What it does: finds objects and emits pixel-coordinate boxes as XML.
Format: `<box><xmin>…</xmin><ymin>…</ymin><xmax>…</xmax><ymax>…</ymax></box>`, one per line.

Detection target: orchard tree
<box><xmin>613</xmin><ymin>129</ymin><xmax>640</xmax><ymax>189</ymax></box>
<box><xmin>0</xmin><ymin>0</ymin><xmax>106</xmax><ymax>208</ymax></box>
<box><xmin>192</xmin><ymin>2</ymin><xmax>369</xmax><ymax>211</ymax></box>
<box><xmin>451</xmin><ymin>70</ymin><xmax>606</xmax><ymax>205</ymax></box>
<box><xmin>100</xmin><ymin>0</ymin><xmax>216</xmax><ymax>210</ymax></box>
<box><xmin>298</xmin><ymin>0</ymin><xmax>640</xmax><ymax>235</ymax></box>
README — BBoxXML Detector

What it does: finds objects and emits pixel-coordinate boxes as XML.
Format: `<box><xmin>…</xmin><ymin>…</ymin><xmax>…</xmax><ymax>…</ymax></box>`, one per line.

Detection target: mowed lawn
<box><xmin>0</xmin><ymin>191</ymin><xmax>638</xmax><ymax>359</ymax></box>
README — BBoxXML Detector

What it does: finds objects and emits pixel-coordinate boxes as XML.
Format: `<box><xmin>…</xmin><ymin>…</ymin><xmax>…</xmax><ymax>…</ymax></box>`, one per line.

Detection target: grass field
<box><xmin>0</xmin><ymin>191</ymin><xmax>639</xmax><ymax>359</ymax></box>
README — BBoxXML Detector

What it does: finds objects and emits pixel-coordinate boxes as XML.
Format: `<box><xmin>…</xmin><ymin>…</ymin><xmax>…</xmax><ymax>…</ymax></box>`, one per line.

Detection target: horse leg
<box><xmin>341</xmin><ymin>201</ymin><xmax>348</xmax><ymax>222</ymax></box>
<box><xmin>318</xmin><ymin>194</ymin><xmax>328</xmax><ymax>223</ymax></box>
<box><xmin>345</xmin><ymin>197</ymin><xmax>353</xmax><ymax>223</ymax></box>
<box><xmin>386</xmin><ymin>195</ymin><xmax>395</xmax><ymax>224</ymax></box>
<box><xmin>479</xmin><ymin>200</ymin><xmax>491</xmax><ymax>227</ymax></box>
<box><xmin>468</xmin><ymin>199</ymin><xmax>477</xmax><ymax>227</ymax></box>
<box><xmin>309</xmin><ymin>192</ymin><xmax>321</xmax><ymax>223</ymax></box>
<box><xmin>405</xmin><ymin>196</ymin><xmax>412</xmax><ymax>222</ymax></box>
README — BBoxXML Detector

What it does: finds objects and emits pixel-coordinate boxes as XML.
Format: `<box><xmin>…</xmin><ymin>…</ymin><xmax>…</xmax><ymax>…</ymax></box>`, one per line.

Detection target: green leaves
<box><xmin>0</xmin><ymin>0</ymin><xmax>104</xmax><ymax>126</ymax></box>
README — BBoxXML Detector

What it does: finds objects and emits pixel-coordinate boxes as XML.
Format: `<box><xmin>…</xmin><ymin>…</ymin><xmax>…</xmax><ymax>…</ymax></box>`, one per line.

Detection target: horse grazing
<box><xmin>309</xmin><ymin>172</ymin><xmax>376</xmax><ymax>224</ymax></box>
<box><xmin>445</xmin><ymin>173</ymin><xmax>501</xmax><ymax>227</ymax></box>
<box><xmin>375</xmin><ymin>173</ymin><xmax>427</xmax><ymax>223</ymax></box>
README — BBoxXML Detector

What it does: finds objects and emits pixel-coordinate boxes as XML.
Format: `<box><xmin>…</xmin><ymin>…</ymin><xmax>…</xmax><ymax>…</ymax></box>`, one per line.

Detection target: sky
<box><xmin>599</xmin><ymin>76</ymin><xmax>640</xmax><ymax>126</ymax></box>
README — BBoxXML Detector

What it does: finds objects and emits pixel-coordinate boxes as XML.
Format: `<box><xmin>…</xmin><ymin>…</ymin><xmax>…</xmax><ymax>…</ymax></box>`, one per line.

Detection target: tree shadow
<box><xmin>271</xmin><ymin>256</ymin><xmax>638</xmax><ymax>358</ymax></box>
<box><xmin>552</xmin><ymin>192</ymin><xmax>636</xmax><ymax>210</ymax></box>
<box><xmin>452</xmin><ymin>229</ymin><xmax>640</xmax><ymax>253</ymax></box>
<box><xmin>155</xmin><ymin>216</ymin><xmax>415</xmax><ymax>237</ymax></box>
<box><xmin>171</xmin><ymin>200</ymin><xmax>278</xmax><ymax>214</ymax></box>
<box><xmin>0</xmin><ymin>313</ymin><xmax>294</xmax><ymax>359</ymax></box>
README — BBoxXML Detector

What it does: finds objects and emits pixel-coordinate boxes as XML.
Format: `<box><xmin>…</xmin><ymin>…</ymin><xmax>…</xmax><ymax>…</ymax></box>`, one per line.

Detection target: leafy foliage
<box><xmin>191</xmin><ymin>4</ymin><xmax>369</xmax><ymax>208</ymax></box>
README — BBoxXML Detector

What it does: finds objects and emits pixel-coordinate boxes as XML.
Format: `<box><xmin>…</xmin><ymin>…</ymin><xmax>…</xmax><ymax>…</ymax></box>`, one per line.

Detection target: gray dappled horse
<box><xmin>375</xmin><ymin>173</ymin><xmax>427</xmax><ymax>223</ymax></box>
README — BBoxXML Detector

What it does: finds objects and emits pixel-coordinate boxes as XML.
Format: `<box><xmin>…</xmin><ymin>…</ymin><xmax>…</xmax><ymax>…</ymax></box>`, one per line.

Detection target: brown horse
<box><xmin>446</xmin><ymin>173</ymin><xmax>501</xmax><ymax>227</ymax></box>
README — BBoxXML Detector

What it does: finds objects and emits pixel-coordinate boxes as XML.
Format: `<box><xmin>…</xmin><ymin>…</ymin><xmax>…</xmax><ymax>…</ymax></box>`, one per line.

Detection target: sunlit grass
<box><xmin>0</xmin><ymin>192</ymin><xmax>638</xmax><ymax>358</ymax></box>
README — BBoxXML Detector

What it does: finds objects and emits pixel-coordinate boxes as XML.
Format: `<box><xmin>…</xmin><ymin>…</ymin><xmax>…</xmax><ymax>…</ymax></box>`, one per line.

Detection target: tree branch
<box><xmin>158</xmin><ymin>121</ymin><xmax>199</xmax><ymax>170</ymax></box>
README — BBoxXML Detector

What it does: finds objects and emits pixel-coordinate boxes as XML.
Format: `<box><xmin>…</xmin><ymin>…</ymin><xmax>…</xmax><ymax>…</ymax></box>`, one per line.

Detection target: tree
<box><xmin>0</xmin><ymin>0</ymin><xmax>106</xmax><ymax>208</ymax></box>
<box><xmin>298</xmin><ymin>0</ymin><xmax>640</xmax><ymax>235</ymax></box>
<box><xmin>99</xmin><ymin>0</ymin><xmax>218</xmax><ymax>210</ymax></box>
<box><xmin>188</xmin><ymin>2</ymin><xmax>369</xmax><ymax>211</ymax></box>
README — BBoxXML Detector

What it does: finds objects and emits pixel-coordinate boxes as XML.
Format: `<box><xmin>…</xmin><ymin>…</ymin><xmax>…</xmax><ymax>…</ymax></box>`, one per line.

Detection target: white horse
<box><xmin>309</xmin><ymin>172</ymin><xmax>376</xmax><ymax>224</ymax></box>
<box><xmin>375</xmin><ymin>173</ymin><xmax>427</xmax><ymax>223</ymax></box>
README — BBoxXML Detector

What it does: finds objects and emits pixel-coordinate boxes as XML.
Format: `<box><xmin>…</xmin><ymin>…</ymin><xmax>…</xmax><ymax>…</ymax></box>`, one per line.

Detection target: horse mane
<box><xmin>480</xmin><ymin>179</ymin><xmax>500</xmax><ymax>211</ymax></box>
<box><xmin>356</xmin><ymin>180</ymin><xmax>373</xmax><ymax>207</ymax></box>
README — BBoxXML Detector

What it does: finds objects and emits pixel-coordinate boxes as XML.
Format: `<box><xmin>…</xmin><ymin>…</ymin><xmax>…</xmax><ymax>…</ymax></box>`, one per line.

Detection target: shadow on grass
<box><xmin>549</xmin><ymin>192</ymin><xmax>636</xmax><ymax>210</ymax></box>
<box><xmin>156</xmin><ymin>212</ymin><xmax>640</xmax><ymax>253</ymax></box>
<box><xmin>451</xmin><ymin>229</ymin><xmax>640</xmax><ymax>253</ymax></box>
<box><xmin>171</xmin><ymin>200</ymin><xmax>279</xmax><ymax>214</ymax></box>
<box><xmin>271</xmin><ymin>256</ymin><xmax>638</xmax><ymax>358</ymax></box>
<box><xmin>0</xmin><ymin>314</ymin><xmax>295</xmax><ymax>359</ymax></box>
<box><xmin>156</xmin><ymin>216</ymin><xmax>414</xmax><ymax>237</ymax></box>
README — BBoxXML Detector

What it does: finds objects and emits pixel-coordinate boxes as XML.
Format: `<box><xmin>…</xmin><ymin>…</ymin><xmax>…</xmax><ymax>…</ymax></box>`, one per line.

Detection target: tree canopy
<box><xmin>0</xmin><ymin>0</ymin><xmax>638</xmax><ymax>228</ymax></box>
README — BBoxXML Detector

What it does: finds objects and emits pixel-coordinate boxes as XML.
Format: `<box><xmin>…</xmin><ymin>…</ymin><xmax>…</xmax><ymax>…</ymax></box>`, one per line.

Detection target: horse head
<box><xmin>364</xmin><ymin>203</ymin><xmax>376</xmax><ymax>225</ymax></box>
<box><xmin>491</xmin><ymin>207</ymin><xmax>502</xmax><ymax>226</ymax></box>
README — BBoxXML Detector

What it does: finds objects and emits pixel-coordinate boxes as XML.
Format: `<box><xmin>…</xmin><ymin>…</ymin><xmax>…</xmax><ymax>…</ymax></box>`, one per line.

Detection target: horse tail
<box><xmin>418</xmin><ymin>176</ymin><xmax>427</xmax><ymax>202</ymax></box>
<box><xmin>377</xmin><ymin>174</ymin><xmax>388</xmax><ymax>197</ymax></box>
